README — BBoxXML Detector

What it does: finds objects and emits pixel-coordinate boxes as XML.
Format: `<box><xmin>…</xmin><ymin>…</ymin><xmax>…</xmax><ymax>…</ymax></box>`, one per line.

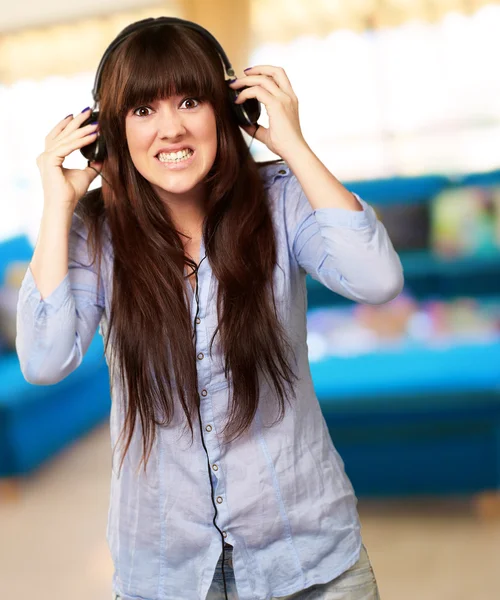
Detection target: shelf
<box><xmin>460</xmin><ymin>168</ymin><xmax>500</xmax><ymax>188</ymax></box>
<box><xmin>344</xmin><ymin>166</ymin><xmax>500</xmax><ymax>207</ymax></box>
<box><xmin>399</xmin><ymin>249</ymin><xmax>500</xmax><ymax>277</ymax></box>
<box><xmin>345</xmin><ymin>174</ymin><xmax>448</xmax><ymax>206</ymax></box>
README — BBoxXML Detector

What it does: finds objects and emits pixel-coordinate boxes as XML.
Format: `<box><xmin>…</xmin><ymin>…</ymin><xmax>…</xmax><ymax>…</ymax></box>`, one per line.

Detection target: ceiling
<box><xmin>0</xmin><ymin>0</ymin><xmax>168</xmax><ymax>33</ymax></box>
<box><xmin>3</xmin><ymin>0</ymin><xmax>498</xmax><ymax>35</ymax></box>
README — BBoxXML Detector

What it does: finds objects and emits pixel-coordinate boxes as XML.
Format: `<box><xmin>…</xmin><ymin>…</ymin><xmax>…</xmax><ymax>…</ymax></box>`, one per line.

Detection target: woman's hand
<box><xmin>229</xmin><ymin>65</ymin><xmax>308</xmax><ymax>161</ymax></box>
<box><xmin>36</xmin><ymin>109</ymin><xmax>102</xmax><ymax>212</ymax></box>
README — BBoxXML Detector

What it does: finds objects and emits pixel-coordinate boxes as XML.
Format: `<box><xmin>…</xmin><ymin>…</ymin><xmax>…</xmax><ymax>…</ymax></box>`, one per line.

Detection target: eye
<box><xmin>181</xmin><ymin>98</ymin><xmax>200</xmax><ymax>109</ymax></box>
<box><xmin>132</xmin><ymin>106</ymin><xmax>153</xmax><ymax>117</ymax></box>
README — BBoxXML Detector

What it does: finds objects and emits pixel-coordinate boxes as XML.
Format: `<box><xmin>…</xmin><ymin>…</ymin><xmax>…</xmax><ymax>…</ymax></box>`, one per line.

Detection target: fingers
<box><xmin>45</xmin><ymin>108</ymin><xmax>94</xmax><ymax>146</ymax></box>
<box><xmin>229</xmin><ymin>66</ymin><xmax>299</xmax><ymax>111</ymax></box>
<box><xmin>51</xmin><ymin>126</ymin><xmax>99</xmax><ymax>159</ymax></box>
<box><xmin>45</xmin><ymin>114</ymin><xmax>74</xmax><ymax>142</ymax></box>
<box><xmin>38</xmin><ymin>123</ymin><xmax>99</xmax><ymax>169</ymax></box>
<box><xmin>233</xmin><ymin>85</ymin><xmax>274</xmax><ymax>107</ymax></box>
<box><xmin>230</xmin><ymin>75</ymin><xmax>288</xmax><ymax>103</ymax></box>
<box><xmin>242</xmin><ymin>66</ymin><xmax>297</xmax><ymax>100</ymax></box>
<box><xmin>56</xmin><ymin>107</ymin><xmax>95</xmax><ymax>139</ymax></box>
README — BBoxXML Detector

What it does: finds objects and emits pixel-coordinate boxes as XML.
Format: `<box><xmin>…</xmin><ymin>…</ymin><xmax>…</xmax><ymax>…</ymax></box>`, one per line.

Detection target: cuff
<box><xmin>313</xmin><ymin>193</ymin><xmax>377</xmax><ymax>230</ymax></box>
<box><xmin>24</xmin><ymin>266</ymin><xmax>72</xmax><ymax>314</ymax></box>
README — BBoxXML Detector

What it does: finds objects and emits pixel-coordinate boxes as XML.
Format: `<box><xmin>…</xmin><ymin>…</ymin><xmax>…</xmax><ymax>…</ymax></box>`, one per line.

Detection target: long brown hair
<box><xmin>77</xmin><ymin>21</ymin><xmax>298</xmax><ymax>474</ymax></box>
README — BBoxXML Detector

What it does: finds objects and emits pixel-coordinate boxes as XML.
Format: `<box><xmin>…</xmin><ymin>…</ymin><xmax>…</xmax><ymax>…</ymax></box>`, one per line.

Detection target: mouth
<box><xmin>155</xmin><ymin>148</ymin><xmax>195</xmax><ymax>165</ymax></box>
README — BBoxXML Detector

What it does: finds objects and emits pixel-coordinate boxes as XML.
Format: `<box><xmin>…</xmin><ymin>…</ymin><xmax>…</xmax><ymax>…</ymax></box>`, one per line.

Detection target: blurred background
<box><xmin>1</xmin><ymin>1</ymin><xmax>499</xmax><ymax>599</ymax></box>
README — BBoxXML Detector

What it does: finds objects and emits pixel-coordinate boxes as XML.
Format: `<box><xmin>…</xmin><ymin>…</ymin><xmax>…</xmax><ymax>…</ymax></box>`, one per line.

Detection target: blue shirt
<box><xmin>16</xmin><ymin>162</ymin><xmax>403</xmax><ymax>600</ymax></box>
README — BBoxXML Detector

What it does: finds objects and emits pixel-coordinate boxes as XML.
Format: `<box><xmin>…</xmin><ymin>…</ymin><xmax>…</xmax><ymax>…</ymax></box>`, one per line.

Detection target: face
<box><xmin>125</xmin><ymin>95</ymin><xmax>217</xmax><ymax>204</ymax></box>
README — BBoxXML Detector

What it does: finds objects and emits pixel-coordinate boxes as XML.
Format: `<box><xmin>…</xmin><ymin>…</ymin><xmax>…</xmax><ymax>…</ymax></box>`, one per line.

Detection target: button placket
<box><xmin>198</xmin><ymin>387</ymin><xmax>221</xmax><ymax>488</ymax></box>
<box><xmin>200</xmin><ymin>407</ymin><xmax>227</xmax><ymax>535</ymax></box>
<box><xmin>193</xmin><ymin>263</ymin><xmax>227</xmax><ymax>529</ymax></box>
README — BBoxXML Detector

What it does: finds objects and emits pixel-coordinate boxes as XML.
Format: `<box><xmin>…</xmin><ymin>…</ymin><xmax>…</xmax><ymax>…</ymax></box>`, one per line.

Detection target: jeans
<box><xmin>206</xmin><ymin>542</ymin><xmax>380</xmax><ymax>600</ymax></box>
<box><xmin>113</xmin><ymin>543</ymin><xmax>380</xmax><ymax>600</ymax></box>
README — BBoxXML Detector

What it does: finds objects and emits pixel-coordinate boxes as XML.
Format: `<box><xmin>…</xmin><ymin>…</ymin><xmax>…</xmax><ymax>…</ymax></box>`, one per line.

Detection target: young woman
<box><xmin>16</xmin><ymin>17</ymin><xmax>403</xmax><ymax>600</ymax></box>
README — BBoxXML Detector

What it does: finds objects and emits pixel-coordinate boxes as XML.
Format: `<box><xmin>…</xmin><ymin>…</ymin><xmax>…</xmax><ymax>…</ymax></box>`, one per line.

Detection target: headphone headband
<box><xmin>92</xmin><ymin>16</ymin><xmax>235</xmax><ymax>103</ymax></box>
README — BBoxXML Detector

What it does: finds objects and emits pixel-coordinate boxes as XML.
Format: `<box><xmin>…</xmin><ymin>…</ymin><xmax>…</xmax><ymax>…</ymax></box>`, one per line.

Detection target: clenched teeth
<box><xmin>157</xmin><ymin>149</ymin><xmax>194</xmax><ymax>162</ymax></box>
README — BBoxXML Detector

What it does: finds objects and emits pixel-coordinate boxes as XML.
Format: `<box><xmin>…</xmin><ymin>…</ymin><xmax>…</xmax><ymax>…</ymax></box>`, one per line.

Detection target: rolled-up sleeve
<box><xmin>15</xmin><ymin>213</ymin><xmax>105</xmax><ymax>385</ymax></box>
<box><xmin>285</xmin><ymin>173</ymin><xmax>404</xmax><ymax>304</ymax></box>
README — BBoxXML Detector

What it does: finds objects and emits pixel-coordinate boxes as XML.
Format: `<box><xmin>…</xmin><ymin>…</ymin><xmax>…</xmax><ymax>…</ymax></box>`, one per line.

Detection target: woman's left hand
<box><xmin>229</xmin><ymin>65</ymin><xmax>308</xmax><ymax>161</ymax></box>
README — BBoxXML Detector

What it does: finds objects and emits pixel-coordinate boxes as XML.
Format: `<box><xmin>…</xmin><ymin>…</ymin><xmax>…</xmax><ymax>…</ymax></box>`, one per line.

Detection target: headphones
<box><xmin>80</xmin><ymin>16</ymin><xmax>261</xmax><ymax>162</ymax></box>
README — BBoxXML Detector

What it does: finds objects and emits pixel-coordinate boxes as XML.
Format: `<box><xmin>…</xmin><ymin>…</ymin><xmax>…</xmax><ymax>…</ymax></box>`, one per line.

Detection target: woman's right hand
<box><xmin>36</xmin><ymin>109</ymin><xmax>102</xmax><ymax>212</ymax></box>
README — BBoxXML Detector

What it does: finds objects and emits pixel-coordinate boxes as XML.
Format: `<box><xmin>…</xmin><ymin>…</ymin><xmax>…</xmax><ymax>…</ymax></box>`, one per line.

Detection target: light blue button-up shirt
<box><xmin>16</xmin><ymin>162</ymin><xmax>403</xmax><ymax>600</ymax></box>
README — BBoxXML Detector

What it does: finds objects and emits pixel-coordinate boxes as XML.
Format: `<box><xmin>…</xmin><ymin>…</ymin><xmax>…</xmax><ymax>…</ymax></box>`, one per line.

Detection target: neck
<box><xmin>154</xmin><ymin>182</ymin><xmax>207</xmax><ymax>238</ymax></box>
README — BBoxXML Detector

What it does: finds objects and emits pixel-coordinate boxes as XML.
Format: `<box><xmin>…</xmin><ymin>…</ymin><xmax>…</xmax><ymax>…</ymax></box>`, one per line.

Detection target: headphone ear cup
<box><xmin>81</xmin><ymin>135</ymin><xmax>107</xmax><ymax>163</ymax></box>
<box><xmin>227</xmin><ymin>87</ymin><xmax>261</xmax><ymax>127</ymax></box>
<box><xmin>79</xmin><ymin>110</ymin><xmax>107</xmax><ymax>162</ymax></box>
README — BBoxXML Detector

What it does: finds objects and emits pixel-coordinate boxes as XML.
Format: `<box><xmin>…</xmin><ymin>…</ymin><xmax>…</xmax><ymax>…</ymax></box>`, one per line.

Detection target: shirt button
<box><xmin>201</xmin><ymin>389</ymin><xmax>208</xmax><ymax>397</ymax></box>
<box><xmin>206</xmin><ymin>424</ymin><xmax>212</xmax><ymax>432</ymax></box>
<box><xmin>212</xmin><ymin>464</ymin><xmax>218</xmax><ymax>471</ymax></box>
<box><xmin>196</xmin><ymin>317</ymin><xmax>201</xmax><ymax>324</ymax></box>
<box><xmin>278</xmin><ymin>169</ymin><xmax>286</xmax><ymax>174</ymax></box>
<box><xmin>223</xmin><ymin>531</ymin><xmax>228</xmax><ymax>538</ymax></box>
<box><xmin>197</xmin><ymin>352</ymin><xmax>204</xmax><ymax>360</ymax></box>
<box><xmin>216</xmin><ymin>496</ymin><xmax>223</xmax><ymax>504</ymax></box>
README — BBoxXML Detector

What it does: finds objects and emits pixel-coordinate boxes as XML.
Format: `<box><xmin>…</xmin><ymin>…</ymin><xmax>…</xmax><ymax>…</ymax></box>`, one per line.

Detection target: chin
<box><xmin>153</xmin><ymin>177</ymin><xmax>202</xmax><ymax>196</ymax></box>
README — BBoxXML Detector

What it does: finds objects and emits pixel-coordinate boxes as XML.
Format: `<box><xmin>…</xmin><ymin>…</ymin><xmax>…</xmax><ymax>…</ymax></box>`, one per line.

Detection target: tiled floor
<box><xmin>1</xmin><ymin>423</ymin><xmax>499</xmax><ymax>600</ymax></box>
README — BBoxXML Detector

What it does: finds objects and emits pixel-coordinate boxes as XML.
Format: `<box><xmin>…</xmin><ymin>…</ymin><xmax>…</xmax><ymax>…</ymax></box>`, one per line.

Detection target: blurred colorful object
<box><xmin>373</xmin><ymin>202</ymin><xmax>430</xmax><ymax>251</ymax></box>
<box><xmin>0</xmin><ymin>260</ymin><xmax>30</xmax><ymax>351</ymax></box>
<box><xmin>430</xmin><ymin>185</ymin><xmax>500</xmax><ymax>256</ymax></box>
<box><xmin>306</xmin><ymin>292</ymin><xmax>500</xmax><ymax>360</ymax></box>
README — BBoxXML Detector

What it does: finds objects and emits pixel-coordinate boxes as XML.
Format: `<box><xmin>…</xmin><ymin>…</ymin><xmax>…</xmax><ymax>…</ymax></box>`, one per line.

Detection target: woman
<box><xmin>16</xmin><ymin>17</ymin><xmax>403</xmax><ymax>600</ymax></box>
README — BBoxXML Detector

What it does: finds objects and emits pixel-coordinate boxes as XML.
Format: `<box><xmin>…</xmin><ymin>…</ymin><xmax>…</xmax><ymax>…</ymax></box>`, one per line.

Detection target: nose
<box><xmin>157</xmin><ymin>104</ymin><xmax>187</xmax><ymax>139</ymax></box>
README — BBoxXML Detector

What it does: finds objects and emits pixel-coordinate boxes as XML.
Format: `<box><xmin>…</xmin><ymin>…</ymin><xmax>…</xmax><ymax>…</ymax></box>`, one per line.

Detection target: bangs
<box><xmin>114</xmin><ymin>26</ymin><xmax>223</xmax><ymax>113</ymax></box>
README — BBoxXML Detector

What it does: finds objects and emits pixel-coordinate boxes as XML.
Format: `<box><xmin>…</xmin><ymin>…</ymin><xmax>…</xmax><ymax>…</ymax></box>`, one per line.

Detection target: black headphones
<box><xmin>80</xmin><ymin>16</ymin><xmax>261</xmax><ymax>163</ymax></box>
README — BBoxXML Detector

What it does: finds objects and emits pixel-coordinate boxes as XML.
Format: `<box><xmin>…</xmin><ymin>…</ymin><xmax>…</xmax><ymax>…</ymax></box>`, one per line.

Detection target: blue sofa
<box><xmin>313</xmin><ymin>341</ymin><xmax>500</xmax><ymax>497</ymax></box>
<box><xmin>0</xmin><ymin>234</ymin><xmax>110</xmax><ymax>479</ymax></box>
